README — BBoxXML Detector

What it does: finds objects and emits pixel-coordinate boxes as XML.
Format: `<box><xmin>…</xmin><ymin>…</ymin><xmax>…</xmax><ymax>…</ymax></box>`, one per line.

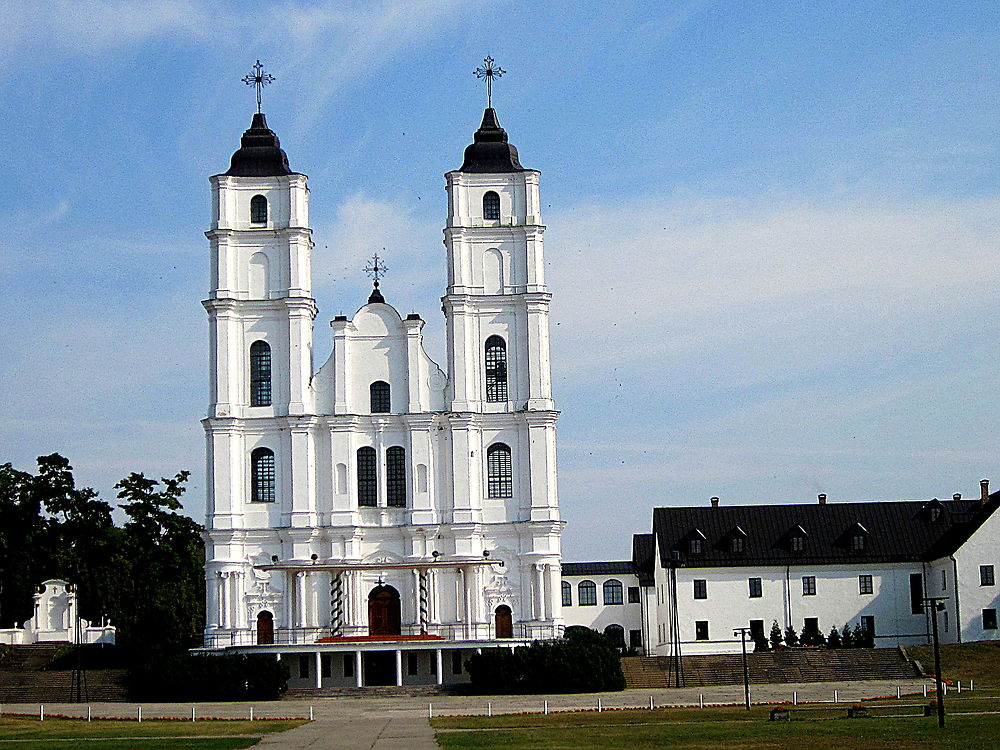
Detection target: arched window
<box><xmin>370</xmin><ymin>381</ymin><xmax>390</xmax><ymax>413</ymax></box>
<box><xmin>561</xmin><ymin>581</ymin><xmax>572</xmax><ymax>607</ymax></box>
<box><xmin>250</xmin><ymin>194</ymin><xmax>268</xmax><ymax>223</ymax></box>
<box><xmin>386</xmin><ymin>446</ymin><xmax>406</xmax><ymax>507</ymax></box>
<box><xmin>485</xmin><ymin>336</ymin><xmax>508</xmax><ymax>402</ymax></box>
<box><xmin>603</xmin><ymin>579</ymin><xmax>624</xmax><ymax>605</ymax></box>
<box><xmin>483</xmin><ymin>191</ymin><xmax>500</xmax><ymax>220</ymax></box>
<box><xmin>578</xmin><ymin>580</ymin><xmax>597</xmax><ymax>606</ymax></box>
<box><xmin>250</xmin><ymin>448</ymin><xmax>275</xmax><ymax>503</ymax></box>
<box><xmin>486</xmin><ymin>443</ymin><xmax>512</xmax><ymax>498</ymax></box>
<box><xmin>249</xmin><ymin>340</ymin><xmax>272</xmax><ymax>407</ymax></box>
<box><xmin>357</xmin><ymin>447</ymin><xmax>377</xmax><ymax>507</ymax></box>
<box><xmin>604</xmin><ymin>624</ymin><xmax>626</xmax><ymax>649</ymax></box>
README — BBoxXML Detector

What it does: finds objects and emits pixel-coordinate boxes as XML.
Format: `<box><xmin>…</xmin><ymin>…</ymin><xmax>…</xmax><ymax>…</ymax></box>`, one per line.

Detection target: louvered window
<box><xmin>485</xmin><ymin>336</ymin><xmax>508</xmax><ymax>402</ymax></box>
<box><xmin>250</xmin><ymin>194</ymin><xmax>267</xmax><ymax>223</ymax></box>
<box><xmin>251</xmin><ymin>448</ymin><xmax>275</xmax><ymax>503</ymax></box>
<box><xmin>357</xmin><ymin>447</ymin><xmax>377</xmax><ymax>507</ymax></box>
<box><xmin>386</xmin><ymin>446</ymin><xmax>406</xmax><ymax>507</ymax></box>
<box><xmin>483</xmin><ymin>191</ymin><xmax>500</xmax><ymax>220</ymax></box>
<box><xmin>249</xmin><ymin>341</ymin><xmax>271</xmax><ymax>406</ymax></box>
<box><xmin>486</xmin><ymin>443</ymin><xmax>513</xmax><ymax>498</ymax></box>
<box><xmin>370</xmin><ymin>381</ymin><xmax>390</xmax><ymax>413</ymax></box>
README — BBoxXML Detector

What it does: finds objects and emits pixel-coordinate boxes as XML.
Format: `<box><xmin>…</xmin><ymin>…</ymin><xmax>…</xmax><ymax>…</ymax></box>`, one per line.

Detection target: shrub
<box><xmin>464</xmin><ymin>626</ymin><xmax>625</xmax><ymax>694</ymax></box>
<box><xmin>129</xmin><ymin>653</ymin><xmax>288</xmax><ymax>702</ymax></box>
<box><xmin>752</xmin><ymin>632</ymin><xmax>769</xmax><ymax>652</ymax></box>
<box><xmin>769</xmin><ymin>620</ymin><xmax>783</xmax><ymax>650</ymax></box>
<box><xmin>840</xmin><ymin>624</ymin><xmax>855</xmax><ymax>648</ymax></box>
<box><xmin>826</xmin><ymin>626</ymin><xmax>842</xmax><ymax>649</ymax></box>
<box><xmin>783</xmin><ymin>625</ymin><xmax>799</xmax><ymax>648</ymax></box>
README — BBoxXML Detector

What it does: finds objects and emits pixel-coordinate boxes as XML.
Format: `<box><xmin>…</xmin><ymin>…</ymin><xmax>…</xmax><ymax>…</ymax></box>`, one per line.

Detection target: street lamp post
<box><xmin>923</xmin><ymin>596</ymin><xmax>948</xmax><ymax>728</ymax></box>
<box><xmin>733</xmin><ymin>627</ymin><xmax>751</xmax><ymax>711</ymax></box>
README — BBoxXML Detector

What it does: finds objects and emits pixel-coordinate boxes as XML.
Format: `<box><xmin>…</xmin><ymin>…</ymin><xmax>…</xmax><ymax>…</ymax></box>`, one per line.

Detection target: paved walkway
<box><xmin>0</xmin><ymin>677</ymin><xmax>961</xmax><ymax>749</ymax></box>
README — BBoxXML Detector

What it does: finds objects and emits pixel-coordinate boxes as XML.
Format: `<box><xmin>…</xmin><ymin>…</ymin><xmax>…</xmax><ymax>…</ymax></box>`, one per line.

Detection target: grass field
<box><xmin>433</xmin><ymin>699</ymin><xmax>1000</xmax><ymax>750</ymax></box>
<box><xmin>0</xmin><ymin>716</ymin><xmax>305</xmax><ymax>750</ymax></box>
<box><xmin>907</xmin><ymin>639</ymin><xmax>1000</xmax><ymax>688</ymax></box>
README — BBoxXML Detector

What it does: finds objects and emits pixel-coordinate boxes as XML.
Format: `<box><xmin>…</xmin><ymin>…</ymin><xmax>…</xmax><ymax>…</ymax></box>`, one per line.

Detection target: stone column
<box><xmin>206</xmin><ymin>572</ymin><xmax>220</xmax><ymax>629</ymax></box>
<box><xmin>314</xmin><ymin>651</ymin><xmax>322</xmax><ymax>689</ymax></box>
<box><xmin>297</xmin><ymin>572</ymin><xmax>308</xmax><ymax>628</ymax></box>
<box><xmin>221</xmin><ymin>572</ymin><xmax>231</xmax><ymax>630</ymax></box>
<box><xmin>534</xmin><ymin>564</ymin><xmax>545</xmax><ymax>621</ymax></box>
<box><xmin>354</xmin><ymin>650</ymin><xmax>363</xmax><ymax>688</ymax></box>
<box><xmin>435</xmin><ymin>649</ymin><xmax>443</xmax><ymax>686</ymax></box>
<box><xmin>395</xmin><ymin>649</ymin><xmax>403</xmax><ymax>687</ymax></box>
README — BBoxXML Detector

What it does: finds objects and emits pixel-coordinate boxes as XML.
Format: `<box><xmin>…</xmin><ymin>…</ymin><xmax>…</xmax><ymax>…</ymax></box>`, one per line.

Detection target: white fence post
<box><xmin>793</xmin><ymin>691</ymin><xmax>797</xmax><ymax>706</ymax></box>
<box><xmin>191</xmin><ymin>706</ymin><xmax>196</xmax><ymax>722</ymax></box>
<box><xmin>699</xmin><ymin>694</ymin><xmax>704</xmax><ymax>709</ymax></box>
<box><xmin>39</xmin><ymin>705</ymin><xmax>44</xmax><ymax>722</ymax></box>
<box><xmin>543</xmin><ymin>700</ymin><xmax>548</xmax><ymax>715</ymax></box>
<box><xmin>488</xmin><ymin>702</ymin><xmax>492</xmax><ymax>716</ymax></box>
<box><xmin>649</xmin><ymin>696</ymin><xmax>654</xmax><ymax>710</ymax></box>
<box><xmin>137</xmin><ymin>706</ymin><xmax>142</xmax><ymax>723</ymax></box>
<box><xmin>87</xmin><ymin>706</ymin><xmax>92</xmax><ymax>722</ymax></box>
<box><xmin>598</xmin><ymin>697</ymin><xmax>602</xmax><ymax>712</ymax></box>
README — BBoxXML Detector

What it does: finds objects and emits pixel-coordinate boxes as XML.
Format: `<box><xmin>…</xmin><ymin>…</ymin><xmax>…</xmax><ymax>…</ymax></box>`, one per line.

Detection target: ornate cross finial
<box><xmin>365</xmin><ymin>252</ymin><xmax>388</xmax><ymax>283</ymax></box>
<box><xmin>242</xmin><ymin>60</ymin><xmax>275</xmax><ymax>114</ymax></box>
<box><xmin>474</xmin><ymin>56</ymin><xmax>505</xmax><ymax>109</ymax></box>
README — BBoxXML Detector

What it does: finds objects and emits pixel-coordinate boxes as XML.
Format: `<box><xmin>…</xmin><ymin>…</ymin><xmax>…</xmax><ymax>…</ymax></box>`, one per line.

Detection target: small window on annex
<box><xmin>603</xmin><ymin>579</ymin><xmax>624</xmax><ymax>605</ymax></box>
<box><xmin>561</xmin><ymin>581</ymin><xmax>572</xmax><ymax>607</ymax></box>
<box><xmin>249</xmin><ymin>340</ymin><xmax>272</xmax><ymax>407</ymax></box>
<box><xmin>483</xmin><ymin>191</ymin><xmax>501</xmax><ymax>221</ymax></box>
<box><xmin>627</xmin><ymin>586</ymin><xmax>641</xmax><ymax>604</ymax></box>
<box><xmin>695</xmin><ymin>620</ymin><xmax>709</xmax><ymax>641</ymax></box>
<box><xmin>250</xmin><ymin>194</ymin><xmax>268</xmax><ymax>224</ymax></box>
<box><xmin>486</xmin><ymin>443</ymin><xmax>513</xmax><ymax>499</ymax></box>
<box><xmin>981</xmin><ymin>565</ymin><xmax>995</xmax><ymax>586</ymax></box>
<box><xmin>370</xmin><ymin>381</ymin><xmax>390</xmax><ymax>413</ymax></box>
<box><xmin>984</xmin><ymin>609</ymin><xmax>998</xmax><ymax>630</ymax></box>
<box><xmin>357</xmin><ymin>447</ymin><xmax>377</xmax><ymax>507</ymax></box>
<box><xmin>693</xmin><ymin>579</ymin><xmax>707</xmax><ymax>600</ymax></box>
<box><xmin>802</xmin><ymin>576</ymin><xmax>816</xmax><ymax>596</ymax></box>
<box><xmin>748</xmin><ymin>577</ymin><xmax>762</xmax><ymax>598</ymax></box>
<box><xmin>484</xmin><ymin>336</ymin><xmax>508</xmax><ymax>402</ymax></box>
<box><xmin>250</xmin><ymin>448</ymin><xmax>275</xmax><ymax>503</ymax></box>
<box><xmin>859</xmin><ymin>574</ymin><xmax>874</xmax><ymax>595</ymax></box>
<box><xmin>578</xmin><ymin>580</ymin><xmax>597</xmax><ymax>606</ymax></box>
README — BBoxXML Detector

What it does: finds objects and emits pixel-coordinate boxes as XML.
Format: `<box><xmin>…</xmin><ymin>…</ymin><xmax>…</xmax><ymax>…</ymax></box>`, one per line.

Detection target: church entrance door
<box><xmin>494</xmin><ymin>605</ymin><xmax>513</xmax><ymax>638</ymax></box>
<box><xmin>368</xmin><ymin>585</ymin><xmax>401</xmax><ymax>636</ymax></box>
<box><xmin>256</xmin><ymin>611</ymin><xmax>274</xmax><ymax>645</ymax></box>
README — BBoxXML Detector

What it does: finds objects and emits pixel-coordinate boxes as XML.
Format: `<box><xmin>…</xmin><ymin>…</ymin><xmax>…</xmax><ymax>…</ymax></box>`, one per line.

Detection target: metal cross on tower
<box><xmin>242</xmin><ymin>60</ymin><xmax>275</xmax><ymax>114</ymax></box>
<box><xmin>365</xmin><ymin>252</ymin><xmax>388</xmax><ymax>283</ymax></box>
<box><xmin>474</xmin><ymin>56</ymin><xmax>505</xmax><ymax>109</ymax></box>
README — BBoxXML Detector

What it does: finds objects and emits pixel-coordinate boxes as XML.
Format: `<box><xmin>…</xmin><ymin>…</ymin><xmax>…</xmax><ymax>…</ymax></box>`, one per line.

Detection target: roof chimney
<box><xmin>710</xmin><ymin>497</ymin><xmax>719</xmax><ymax>508</ymax></box>
<box><xmin>818</xmin><ymin>493</ymin><xmax>827</xmax><ymax>505</ymax></box>
<box><xmin>953</xmin><ymin>493</ymin><xmax>961</xmax><ymax>502</ymax></box>
<box><xmin>981</xmin><ymin>479</ymin><xmax>990</xmax><ymax>505</ymax></box>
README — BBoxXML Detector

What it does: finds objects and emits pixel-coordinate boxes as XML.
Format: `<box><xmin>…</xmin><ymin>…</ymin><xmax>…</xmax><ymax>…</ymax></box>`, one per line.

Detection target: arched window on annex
<box><xmin>603</xmin><ymin>624</ymin><xmax>626</xmax><ymax>649</ymax></box>
<box><xmin>484</xmin><ymin>336</ymin><xmax>508</xmax><ymax>402</ymax></box>
<box><xmin>578</xmin><ymin>580</ymin><xmax>597</xmax><ymax>606</ymax></box>
<box><xmin>250</xmin><ymin>447</ymin><xmax>275</xmax><ymax>503</ymax></box>
<box><xmin>486</xmin><ymin>443</ymin><xmax>512</xmax><ymax>498</ymax></box>
<box><xmin>250</xmin><ymin>194</ymin><xmax>268</xmax><ymax>224</ymax></box>
<box><xmin>561</xmin><ymin>581</ymin><xmax>572</xmax><ymax>607</ymax></box>
<box><xmin>386</xmin><ymin>446</ymin><xmax>406</xmax><ymax>507</ymax></box>
<box><xmin>603</xmin><ymin>579</ymin><xmax>623</xmax><ymax>605</ymax></box>
<box><xmin>370</xmin><ymin>381</ymin><xmax>390</xmax><ymax>413</ymax></box>
<box><xmin>483</xmin><ymin>191</ymin><xmax>501</xmax><ymax>221</ymax></box>
<box><xmin>357</xmin><ymin>447</ymin><xmax>377</xmax><ymax>507</ymax></box>
<box><xmin>249</xmin><ymin>340</ymin><xmax>272</xmax><ymax>406</ymax></box>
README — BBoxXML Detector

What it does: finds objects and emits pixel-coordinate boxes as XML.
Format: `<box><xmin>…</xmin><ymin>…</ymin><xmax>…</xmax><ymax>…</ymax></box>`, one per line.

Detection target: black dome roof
<box><xmin>226</xmin><ymin>113</ymin><xmax>293</xmax><ymax>177</ymax></box>
<box><xmin>458</xmin><ymin>108</ymin><xmax>525</xmax><ymax>173</ymax></box>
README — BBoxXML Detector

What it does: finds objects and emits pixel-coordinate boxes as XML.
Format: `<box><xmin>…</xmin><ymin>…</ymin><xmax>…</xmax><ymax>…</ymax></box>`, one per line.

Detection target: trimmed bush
<box><xmin>464</xmin><ymin>626</ymin><xmax>625</xmax><ymax>694</ymax></box>
<box><xmin>129</xmin><ymin>653</ymin><xmax>288</xmax><ymax>701</ymax></box>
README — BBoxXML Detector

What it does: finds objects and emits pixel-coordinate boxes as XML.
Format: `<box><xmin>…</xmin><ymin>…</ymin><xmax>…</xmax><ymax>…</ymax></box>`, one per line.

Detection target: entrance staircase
<box><xmin>621</xmin><ymin>648</ymin><xmax>921</xmax><ymax>689</ymax></box>
<box><xmin>284</xmin><ymin>684</ymin><xmax>453</xmax><ymax>699</ymax></box>
<box><xmin>0</xmin><ymin>644</ymin><xmax>127</xmax><ymax>703</ymax></box>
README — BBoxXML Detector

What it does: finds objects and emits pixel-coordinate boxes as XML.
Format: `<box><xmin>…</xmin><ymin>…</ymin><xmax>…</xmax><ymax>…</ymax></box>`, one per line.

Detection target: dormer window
<box><xmin>787</xmin><ymin>524</ymin><xmax>808</xmax><ymax>553</ymax></box>
<box><xmin>250</xmin><ymin>194</ymin><xmax>268</xmax><ymax>224</ymax></box>
<box><xmin>729</xmin><ymin>526</ymin><xmax>747</xmax><ymax>554</ymax></box>
<box><xmin>791</xmin><ymin>535</ymin><xmax>805</xmax><ymax>553</ymax></box>
<box><xmin>483</xmin><ymin>191</ymin><xmax>501</xmax><ymax>221</ymax></box>
<box><xmin>687</xmin><ymin>529</ymin><xmax>707</xmax><ymax>555</ymax></box>
<box><xmin>929</xmin><ymin>507</ymin><xmax>942</xmax><ymax>522</ymax></box>
<box><xmin>848</xmin><ymin>523</ymin><xmax>868</xmax><ymax>552</ymax></box>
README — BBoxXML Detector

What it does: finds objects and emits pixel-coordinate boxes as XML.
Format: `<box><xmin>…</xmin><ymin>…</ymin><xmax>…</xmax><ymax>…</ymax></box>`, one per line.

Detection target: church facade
<box><xmin>200</xmin><ymin>105</ymin><xmax>562</xmax><ymax>687</ymax></box>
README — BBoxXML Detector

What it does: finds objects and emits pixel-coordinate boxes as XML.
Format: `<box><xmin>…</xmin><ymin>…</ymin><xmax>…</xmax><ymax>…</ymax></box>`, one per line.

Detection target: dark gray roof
<box><xmin>631</xmin><ymin>533</ymin><xmax>655</xmax><ymax>585</ymax></box>
<box><xmin>458</xmin><ymin>108</ymin><xmax>525</xmax><ymax>173</ymax></box>
<box><xmin>653</xmin><ymin>495</ymin><xmax>999</xmax><ymax>569</ymax></box>
<box><xmin>226</xmin><ymin>113</ymin><xmax>293</xmax><ymax>177</ymax></box>
<box><xmin>561</xmin><ymin>561</ymin><xmax>636</xmax><ymax>576</ymax></box>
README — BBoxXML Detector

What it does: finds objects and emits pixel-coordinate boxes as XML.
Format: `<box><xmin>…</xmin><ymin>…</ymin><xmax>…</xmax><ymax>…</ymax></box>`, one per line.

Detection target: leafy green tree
<box><xmin>0</xmin><ymin>462</ymin><xmax>42</xmax><ymax>627</ymax></box>
<box><xmin>769</xmin><ymin>620</ymin><xmax>783</xmax><ymax>650</ymax></box>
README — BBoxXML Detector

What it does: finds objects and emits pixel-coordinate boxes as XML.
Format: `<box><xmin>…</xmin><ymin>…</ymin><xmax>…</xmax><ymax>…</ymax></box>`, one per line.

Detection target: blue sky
<box><xmin>1</xmin><ymin>1</ymin><xmax>998</xmax><ymax>559</ymax></box>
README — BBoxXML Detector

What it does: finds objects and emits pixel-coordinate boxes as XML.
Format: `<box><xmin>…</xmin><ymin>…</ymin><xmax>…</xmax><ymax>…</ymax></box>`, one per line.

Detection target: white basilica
<box><xmin>200</xmin><ymin>102</ymin><xmax>562</xmax><ymax>687</ymax></box>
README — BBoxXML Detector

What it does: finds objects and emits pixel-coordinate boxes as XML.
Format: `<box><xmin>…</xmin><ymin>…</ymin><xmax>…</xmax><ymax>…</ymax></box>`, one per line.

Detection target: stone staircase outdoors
<box><xmin>621</xmin><ymin>647</ymin><xmax>921</xmax><ymax>689</ymax></box>
<box><xmin>0</xmin><ymin>644</ymin><xmax>128</xmax><ymax>703</ymax></box>
<box><xmin>284</xmin><ymin>684</ymin><xmax>453</xmax><ymax>699</ymax></box>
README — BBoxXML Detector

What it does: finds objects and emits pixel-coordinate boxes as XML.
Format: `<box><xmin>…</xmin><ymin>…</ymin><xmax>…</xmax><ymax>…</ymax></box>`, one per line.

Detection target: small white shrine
<box><xmin>0</xmin><ymin>579</ymin><xmax>116</xmax><ymax>646</ymax></box>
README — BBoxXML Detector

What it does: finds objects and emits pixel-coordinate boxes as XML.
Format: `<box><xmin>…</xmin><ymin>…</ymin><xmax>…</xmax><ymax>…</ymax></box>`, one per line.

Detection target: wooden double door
<box><xmin>368</xmin><ymin>585</ymin><xmax>402</xmax><ymax>636</ymax></box>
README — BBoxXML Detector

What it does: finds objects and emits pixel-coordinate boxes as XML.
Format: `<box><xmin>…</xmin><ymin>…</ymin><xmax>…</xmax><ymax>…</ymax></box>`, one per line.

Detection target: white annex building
<box><xmin>200</xmin><ymin>104</ymin><xmax>562</xmax><ymax>687</ymax></box>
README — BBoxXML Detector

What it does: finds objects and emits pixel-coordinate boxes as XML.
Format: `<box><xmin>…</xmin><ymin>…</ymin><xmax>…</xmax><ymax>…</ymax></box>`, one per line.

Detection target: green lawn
<box><xmin>0</xmin><ymin>716</ymin><xmax>305</xmax><ymax>750</ymax></box>
<box><xmin>907</xmin><ymin>639</ymin><xmax>1000</xmax><ymax>688</ymax></box>
<box><xmin>434</xmin><ymin>705</ymin><xmax>1000</xmax><ymax>749</ymax></box>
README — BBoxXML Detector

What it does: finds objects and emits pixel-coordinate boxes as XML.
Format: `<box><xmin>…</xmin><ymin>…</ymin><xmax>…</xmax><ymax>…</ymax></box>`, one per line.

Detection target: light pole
<box><xmin>733</xmin><ymin>627</ymin><xmax>751</xmax><ymax>711</ymax></box>
<box><xmin>923</xmin><ymin>596</ymin><xmax>948</xmax><ymax>728</ymax></box>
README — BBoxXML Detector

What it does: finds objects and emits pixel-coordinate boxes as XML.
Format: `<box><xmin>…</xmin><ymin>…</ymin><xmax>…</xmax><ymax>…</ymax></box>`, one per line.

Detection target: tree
<box><xmin>840</xmin><ymin>624</ymin><xmax>855</xmax><ymax>648</ymax></box>
<box><xmin>0</xmin><ymin>462</ymin><xmax>41</xmax><ymax>627</ymax></box>
<box><xmin>783</xmin><ymin>624</ymin><xmax>799</xmax><ymax>648</ymax></box>
<box><xmin>852</xmin><ymin>622</ymin><xmax>869</xmax><ymax>648</ymax></box>
<box><xmin>769</xmin><ymin>620</ymin><xmax>783</xmax><ymax>650</ymax></box>
<box><xmin>826</xmin><ymin>625</ymin><xmax>842</xmax><ymax>649</ymax></box>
